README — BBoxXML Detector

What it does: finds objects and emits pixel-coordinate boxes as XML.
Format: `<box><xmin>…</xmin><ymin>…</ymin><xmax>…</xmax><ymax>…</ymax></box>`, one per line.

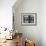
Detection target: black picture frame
<box><xmin>21</xmin><ymin>13</ymin><xmax>37</xmax><ymax>26</ymax></box>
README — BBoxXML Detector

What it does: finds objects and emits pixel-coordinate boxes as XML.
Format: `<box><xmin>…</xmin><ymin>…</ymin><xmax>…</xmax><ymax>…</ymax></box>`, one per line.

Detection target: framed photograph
<box><xmin>21</xmin><ymin>13</ymin><xmax>37</xmax><ymax>26</ymax></box>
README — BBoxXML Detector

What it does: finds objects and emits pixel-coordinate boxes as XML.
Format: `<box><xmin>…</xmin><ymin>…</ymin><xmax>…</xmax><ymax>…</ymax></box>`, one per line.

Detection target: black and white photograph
<box><xmin>21</xmin><ymin>13</ymin><xmax>37</xmax><ymax>26</ymax></box>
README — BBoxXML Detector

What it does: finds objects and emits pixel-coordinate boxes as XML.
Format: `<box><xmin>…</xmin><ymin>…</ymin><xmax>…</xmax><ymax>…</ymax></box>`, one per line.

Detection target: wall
<box><xmin>13</xmin><ymin>0</ymin><xmax>46</xmax><ymax>46</ymax></box>
<box><xmin>0</xmin><ymin>0</ymin><xmax>16</xmax><ymax>30</ymax></box>
<box><xmin>41</xmin><ymin>0</ymin><xmax>46</xmax><ymax>46</ymax></box>
<box><xmin>13</xmin><ymin>0</ymin><xmax>41</xmax><ymax>46</ymax></box>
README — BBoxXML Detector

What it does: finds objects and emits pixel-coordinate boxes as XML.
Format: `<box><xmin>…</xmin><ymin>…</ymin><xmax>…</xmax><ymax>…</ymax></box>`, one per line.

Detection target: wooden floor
<box><xmin>0</xmin><ymin>39</ymin><xmax>16</xmax><ymax>46</ymax></box>
<box><xmin>0</xmin><ymin>33</ymin><xmax>23</xmax><ymax>46</ymax></box>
